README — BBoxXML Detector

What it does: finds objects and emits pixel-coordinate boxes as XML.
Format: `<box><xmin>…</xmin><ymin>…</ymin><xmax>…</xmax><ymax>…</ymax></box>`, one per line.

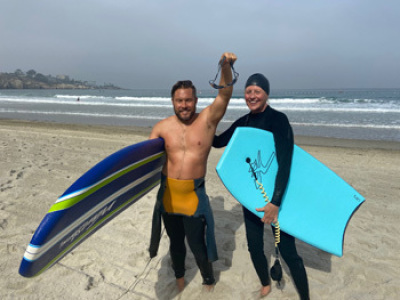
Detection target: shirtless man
<box><xmin>148</xmin><ymin>52</ymin><xmax>237</xmax><ymax>291</ymax></box>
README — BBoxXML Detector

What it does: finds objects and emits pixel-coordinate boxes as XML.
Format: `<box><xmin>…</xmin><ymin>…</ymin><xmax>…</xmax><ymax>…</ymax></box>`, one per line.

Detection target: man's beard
<box><xmin>175</xmin><ymin>108</ymin><xmax>195</xmax><ymax>122</ymax></box>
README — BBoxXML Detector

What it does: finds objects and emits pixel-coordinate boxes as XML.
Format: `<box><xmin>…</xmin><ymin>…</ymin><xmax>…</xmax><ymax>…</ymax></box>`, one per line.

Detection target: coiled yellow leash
<box><xmin>247</xmin><ymin>157</ymin><xmax>283</xmax><ymax>286</ymax></box>
<box><xmin>255</xmin><ymin>179</ymin><xmax>281</xmax><ymax>247</ymax></box>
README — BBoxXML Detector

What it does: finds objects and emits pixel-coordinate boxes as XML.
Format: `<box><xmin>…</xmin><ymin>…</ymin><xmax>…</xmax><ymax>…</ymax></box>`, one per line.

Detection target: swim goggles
<box><xmin>209</xmin><ymin>57</ymin><xmax>239</xmax><ymax>89</ymax></box>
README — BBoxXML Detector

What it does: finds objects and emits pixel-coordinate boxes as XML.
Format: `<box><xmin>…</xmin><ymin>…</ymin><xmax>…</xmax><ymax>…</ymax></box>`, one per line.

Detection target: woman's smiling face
<box><xmin>244</xmin><ymin>85</ymin><xmax>269</xmax><ymax>114</ymax></box>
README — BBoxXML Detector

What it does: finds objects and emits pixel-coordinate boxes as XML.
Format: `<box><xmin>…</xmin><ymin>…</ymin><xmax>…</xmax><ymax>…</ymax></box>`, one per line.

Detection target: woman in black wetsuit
<box><xmin>213</xmin><ymin>73</ymin><xmax>310</xmax><ymax>299</ymax></box>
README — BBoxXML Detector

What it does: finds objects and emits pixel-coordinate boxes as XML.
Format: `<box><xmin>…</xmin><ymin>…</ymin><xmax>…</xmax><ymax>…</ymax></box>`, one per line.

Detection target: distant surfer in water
<box><xmin>213</xmin><ymin>73</ymin><xmax>310</xmax><ymax>299</ymax></box>
<box><xmin>148</xmin><ymin>52</ymin><xmax>237</xmax><ymax>292</ymax></box>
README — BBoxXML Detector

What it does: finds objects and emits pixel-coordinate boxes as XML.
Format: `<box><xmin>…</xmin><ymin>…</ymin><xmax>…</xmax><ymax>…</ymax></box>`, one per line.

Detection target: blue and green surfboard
<box><xmin>19</xmin><ymin>138</ymin><xmax>165</xmax><ymax>277</ymax></box>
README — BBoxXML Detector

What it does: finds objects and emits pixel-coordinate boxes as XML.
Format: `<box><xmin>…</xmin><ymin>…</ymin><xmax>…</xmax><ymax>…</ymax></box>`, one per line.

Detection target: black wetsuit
<box><xmin>149</xmin><ymin>175</ymin><xmax>216</xmax><ymax>285</ymax></box>
<box><xmin>213</xmin><ymin>105</ymin><xmax>310</xmax><ymax>299</ymax></box>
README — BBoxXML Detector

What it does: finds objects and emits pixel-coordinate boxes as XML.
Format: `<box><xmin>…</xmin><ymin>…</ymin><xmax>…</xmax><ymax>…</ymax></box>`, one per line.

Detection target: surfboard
<box><xmin>216</xmin><ymin>127</ymin><xmax>365</xmax><ymax>257</ymax></box>
<box><xmin>19</xmin><ymin>138</ymin><xmax>165</xmax><ymax>278</ymax></box>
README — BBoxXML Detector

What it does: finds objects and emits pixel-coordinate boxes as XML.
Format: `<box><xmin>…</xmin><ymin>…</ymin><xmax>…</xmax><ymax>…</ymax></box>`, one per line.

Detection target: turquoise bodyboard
<box><xmin>216</xmin><ymin>127</ymin><xmax>365</xmax><ymax>257</ymax></box>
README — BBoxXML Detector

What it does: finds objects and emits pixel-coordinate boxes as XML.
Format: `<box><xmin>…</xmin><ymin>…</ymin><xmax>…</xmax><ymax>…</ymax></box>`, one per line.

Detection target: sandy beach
<box><xmin>1</xmin><ymin>119</ymin><xmax>399</xmax><ymax>300</ymax></box>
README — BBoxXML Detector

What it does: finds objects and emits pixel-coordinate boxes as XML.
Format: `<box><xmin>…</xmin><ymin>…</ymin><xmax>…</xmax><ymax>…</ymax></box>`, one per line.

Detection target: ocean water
<box><xmin>0</xmin><ymin>88</ymin><xmax>399</xmax><ymax>142</ymax></box>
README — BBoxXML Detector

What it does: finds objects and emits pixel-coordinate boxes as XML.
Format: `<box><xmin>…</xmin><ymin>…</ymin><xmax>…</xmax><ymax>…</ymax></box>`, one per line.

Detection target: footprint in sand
<box><xmin>0</xmin><ymin>180</ymin><xmax>13</xmax><ymax>192</ymax></box>
<box><xmin>0</xmin><ymin>219</ymin><xmax>8</xmax><ymax>230</ymax></box>
<box><xmin>7</xmin><ymin>243</ymin><xmax>17</xmax><ymax>253</ymax></box>
<box><xmin>84</xmin><ymin>275</ymin><xmax>98</xmax><ymax>291</ymax></box>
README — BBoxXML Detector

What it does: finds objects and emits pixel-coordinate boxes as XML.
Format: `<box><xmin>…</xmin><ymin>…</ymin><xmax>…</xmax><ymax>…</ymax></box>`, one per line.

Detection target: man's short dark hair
<box><xmin>171</xmin><ymin>80</ymin><xmax>197</xmax><ymax>98</ymax></box>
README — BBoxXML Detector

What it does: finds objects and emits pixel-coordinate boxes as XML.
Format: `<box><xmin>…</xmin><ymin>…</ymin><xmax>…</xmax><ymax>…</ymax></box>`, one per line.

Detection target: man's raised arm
<box><xmin>208</xmin><ymin>52</ymin><xmax>237</xmax><ymax>125</ymax></box>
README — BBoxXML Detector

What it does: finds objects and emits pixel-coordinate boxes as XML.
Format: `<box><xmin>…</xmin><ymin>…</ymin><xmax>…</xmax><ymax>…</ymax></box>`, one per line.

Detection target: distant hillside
<box><xmin>0</xmin><ymin>69</ymin><xmax>121</xmax><ymax>89</ymax></box>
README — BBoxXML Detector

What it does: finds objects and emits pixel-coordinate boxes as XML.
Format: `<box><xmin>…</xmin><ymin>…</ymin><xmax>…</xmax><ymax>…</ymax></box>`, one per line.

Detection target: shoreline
<box><xmin>1</xmin><ymin>118</ymin><xmax>400</xmax><ymax>150</ymax></box>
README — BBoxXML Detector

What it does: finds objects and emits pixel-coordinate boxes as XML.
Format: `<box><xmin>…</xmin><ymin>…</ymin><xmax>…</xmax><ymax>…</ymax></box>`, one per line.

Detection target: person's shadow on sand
<box><xmin>209</xmin><ymin>196</ymin><xmax>243</xmax><ymax>281</ymax></box>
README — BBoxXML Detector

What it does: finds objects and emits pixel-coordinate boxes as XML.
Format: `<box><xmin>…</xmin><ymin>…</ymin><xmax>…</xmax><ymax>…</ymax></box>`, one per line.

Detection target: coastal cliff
<box><xmin>0</xmin><ymin>69</ymin><xmax>121</xmax><ymax>89</ymax></box>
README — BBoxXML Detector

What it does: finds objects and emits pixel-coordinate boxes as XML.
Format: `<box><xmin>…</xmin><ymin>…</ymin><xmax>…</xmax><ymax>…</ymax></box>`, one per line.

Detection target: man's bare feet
<box><xmin>260</xmin><ymin>285</ymin><xmax>271</xmax><ymax>297</ymax></box>
<box><xmin>201</xmin><ymin>284</ymin><xmax>215</xmax><ymax>293</ymax></box>
<box><xmin>176</xmin><ymin>277</ymin><xmax>185</xmax><ymax>292</ymax></box>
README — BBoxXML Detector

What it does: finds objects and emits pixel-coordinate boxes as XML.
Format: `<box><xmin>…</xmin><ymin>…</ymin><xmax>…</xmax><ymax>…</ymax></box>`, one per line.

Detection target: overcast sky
<box><xmin>1</xmin><ymin>1</ymin><xmax>399</xmax><ymax>90</ymax></box>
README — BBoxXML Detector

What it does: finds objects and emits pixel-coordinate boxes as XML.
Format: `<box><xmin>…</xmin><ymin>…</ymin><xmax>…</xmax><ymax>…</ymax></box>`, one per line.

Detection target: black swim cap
<box><xmin>245</xmin><ymin>73</ymin><xmax>270</xmax><ymax>95</ymax></box>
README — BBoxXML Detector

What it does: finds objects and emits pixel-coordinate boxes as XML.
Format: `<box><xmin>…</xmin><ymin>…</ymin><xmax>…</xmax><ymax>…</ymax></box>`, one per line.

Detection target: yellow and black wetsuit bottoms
<box><xmin>150</xmin><ymin>174</ymin><xmax>218</xmax><ymax>262</ymax></box>
<box><xmin>162</xmin><ymin>177</ymin><xmax>199</xmax><ymax>216</ymax></box>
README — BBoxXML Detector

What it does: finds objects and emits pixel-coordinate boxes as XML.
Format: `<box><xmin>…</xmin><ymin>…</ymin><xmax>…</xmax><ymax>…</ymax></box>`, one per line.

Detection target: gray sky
<box><xmin>1</xmin><ymin>0</ymin><xmax>399</xmax><ymax>89</ymax></box>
